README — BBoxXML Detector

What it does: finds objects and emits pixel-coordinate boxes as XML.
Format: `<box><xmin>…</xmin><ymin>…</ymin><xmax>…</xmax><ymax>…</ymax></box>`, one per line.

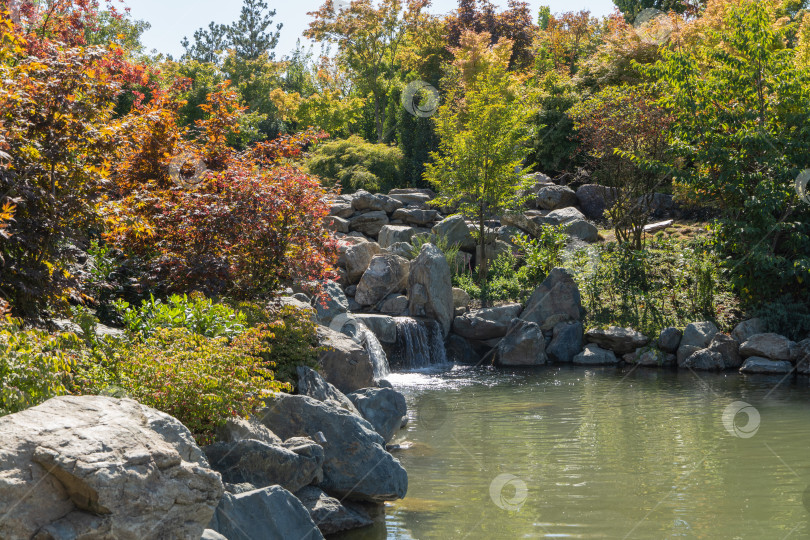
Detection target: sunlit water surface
<box><xmin>336</xmin><ymin>365</ymin><xmax>810</xmax><ymax>540</ymax></box>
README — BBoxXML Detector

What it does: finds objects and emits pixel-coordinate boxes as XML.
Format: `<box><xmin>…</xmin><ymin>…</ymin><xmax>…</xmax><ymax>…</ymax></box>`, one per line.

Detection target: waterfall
<box><xmin>357</xmin><ymin>322</ymin><xmax>390</xmax><ymax>379</ymax></box>
<box><xmin>393</xmin><ymin>317</ymin><xmax>448</xmax><ymax>369</ymax></box>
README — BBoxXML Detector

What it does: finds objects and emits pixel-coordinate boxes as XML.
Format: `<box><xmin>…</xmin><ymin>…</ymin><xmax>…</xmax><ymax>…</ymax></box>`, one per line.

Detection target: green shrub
<box><xmin>0</xmin><ymin>323</ymin><xmax>75</xmax><ymax>415</ymax></box>
<box><xmin>513</xmin><ymin>227</ymin><xmax>567</xmax><ymax>284</ymax></box>
<box><xmin>755</xmin><ymin>296</ymin><xmax>810</xmax><ymax>342</ymax></box>
<box><xmin>230</xmin><ymin>303</ymin><xmax>321</xmax><ymax>387</ymax></box>
<box><xmin>97</xmin><ymin>328</ymin><xmax>287</xmax><ymax>445</ymax></box>
<box><xmin>570</xmin><ymin>237</ymin><xmax>738</xmax><ymax>337</ymax></box>
<box><xmin>115</xmin><ymin>293</ymin><xmax>247</xmax><ymax>340</ymax></box>
<box><xmin>306</xmin><ymin>135</ymin><xmax>404</xmax><ymax>193</ymax></box>
<box><xmin>454</xmin><ymin>250</ymin><xmax>527</xmax><ymax>305</ymax></box>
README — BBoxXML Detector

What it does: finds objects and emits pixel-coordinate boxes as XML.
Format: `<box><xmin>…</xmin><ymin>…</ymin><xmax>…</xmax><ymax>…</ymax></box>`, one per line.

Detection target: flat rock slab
<box><xmin>586</xmin><ymin>326</ymin><xmax>649</xmax><ymax>355</ymax></box>
<box><xmin>739</xmin><ymin>357</ymin><xmax>793</xmax><ymax>374</ymax></box>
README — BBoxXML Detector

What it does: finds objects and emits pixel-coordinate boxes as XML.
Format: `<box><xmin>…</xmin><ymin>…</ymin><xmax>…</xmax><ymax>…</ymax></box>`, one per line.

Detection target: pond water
<box><xmin>338</xmin><ymin>365</ymin><xmax>810</xmax><ymax>539</ymax></box>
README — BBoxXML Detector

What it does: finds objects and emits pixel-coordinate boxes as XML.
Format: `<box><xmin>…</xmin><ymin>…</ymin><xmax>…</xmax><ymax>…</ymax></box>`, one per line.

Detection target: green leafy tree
<box><xmin>570</xmin><ymin>85</ymin><xmax>672</xmax><ymax>249</ymax></box>
<box><xmin>613</xmin><ymin>0</ymin><xmax>703</xmax><ymax>23</ymax></box>
<box><xmin>306</xmin><ymin>0</ymin><xmax>429</xmax><ymax>142</ymax></box>
<box><xmin>425</xmin><ymin>31</ymin><xmax>533</xmax><ymax>306</ymax></box>
<box><xmin>651</xmin><ymin>0</ymin><xmax>810</xmax><ymax>303</ymax></box>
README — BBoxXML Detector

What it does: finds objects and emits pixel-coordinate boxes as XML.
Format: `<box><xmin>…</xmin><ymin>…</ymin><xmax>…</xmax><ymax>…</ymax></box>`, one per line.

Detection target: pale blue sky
<box><xmin>124</xmin><ymin>0</ymin><xmax>617</xmax><ymax>59</ymax></box>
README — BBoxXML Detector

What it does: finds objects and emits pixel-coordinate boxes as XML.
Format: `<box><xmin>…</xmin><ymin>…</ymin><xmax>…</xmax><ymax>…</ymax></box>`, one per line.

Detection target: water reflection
<box><xmin>337</xmin><ymin>365</ymin><xmax>810</xmax><ymax>539</ymax></box>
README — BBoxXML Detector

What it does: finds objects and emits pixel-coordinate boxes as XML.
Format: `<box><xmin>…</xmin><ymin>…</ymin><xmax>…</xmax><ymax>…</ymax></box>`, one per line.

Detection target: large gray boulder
<box><xmin>386</xmin><ymin>241</ymin><xmax>415</xmax><ymax>260</ymax></box>
<box><xmin>537</xmin><ymin>185</ymin><xmax>578</xmax><ymax>210</ymax></box>
<box><xmin>739</xmin><ymin>357</ymin><xmax>793</xmax><ymax>374</ymax></box>
<box><xmin>329</xmin><ymin>199</ymin><xmax>354</xmax><ymax>218</ymax></box>
<box><xmin>576</xmin><ymin>184</ymin><xmax>617</xmax><ymax>220</ymax></box>
<box><xmin>500</xmin><ymin>212</ymin><xmax>545</xmax><ymax>238</ymax></box>
<box><xmin>209</xmin><ymin>486</ymin><xmax>323</xmax><ymax>540</ymax></box>
<box><xmin>739</xmin><ymin>333</ymin><xmax>794</xmax><ymax>361</ymax></box>
<box><xmin>707</xmin><ymin>333</ymin><xmax>742</xmax><ymax>369</ymax></box>
<box><xmin>794</xmin><ymin>339</ymin><xmax>810</xmax><ymax>375</ymax></box>
<box><xmin>497</xmin><ymin>319</ymin><xmax>548</xmax><ymax>366</ymax></box>
<box><xmin>379</xmin><ymin>293</ymin><xmax>409</xmax><ymax>315</ymax></box>
<box><xmin>388</xmin><ymin>188</ymin><xmax>434</xmax><ymax>205</ymax></box>
<box><xmin>297</xmin><ymin>366</ymin><xmax>359</xmax><ymax>415</ymax></box>
<box><xmin>408</xmin><ymin>243</ymin><xmax>454</xmax><ymax>337</ymax></box>
<box><xmin>658</xmin><ymin>327</ymin><xmax>682</xmax><ymax>353</ymax></box>
<box><xmin>585</xmin><ymin>326</ymin><xmax>649</xmax><ymax>355</ymax></box>
<box><xmin>0</xmin><ymin>396</ymin><xmax>223</xmax><ymax>540</ymax></box>
<box><xmin>432</xmin><ymin>214</ymin><xmax>475</xmax><ymax>250</ymax></box>
<box><xmin>677</xmin><ymin>321</ymin><xmax>719</xmax><ymax>365</ymax></box>
<box><xmin>314</xmin><ymin>281</ymin><xmax>351</xmax><ymax>326</ymax></box>
<box><xmin>347</xmin><ymin>387</ymin><xmax>408</xmax><ymax>443</ymax></box>
<box><xmin>542</xmin><ymin>207</ymin><xmax>598</xmax><ymax>242</ymax></box>
<box><xmin>351</xmin><ymin>190</ymin><xmax>402</xmax><ymax>214</ymax></box>
<box><xmin>356</xmin><ymin>253</ymin><xmax>410</xmax><ymax>306</ymax></box>
<box><xmin>731</xmin><ymin>318</ymin><xmax>765</xmax><ymax>343</ymax></box>
<box><xmin>294</xmin><ymin>486</ymin><xmax>373</xmax><ymax>535</ymax></box>
<box><xmin>354</xmin><ymin>314</ymin><xmax>397</xmax><ymax>344</ymax></box>
<box><xmin>259</xmin><ymin>395</ymin><xmax>408</xmax><ymax>502</ymax></box>
<box><xmin>316</xmin><ymin>326</ymin><xmax>375</xmax><ymax>393</ymax></box>
<box><xmin>547</xmin><ymin>320</ymin><xmax>584</xmax><ymax>363</ymax></box>
<box><xmin>392</xmin><ymin>207</ymin><xmax>440</xmax><ymax>226</ymax></box>
<box><xmin>682</xmin><ymin>349</ymin><xmax>725</xmax><ymax>371</ymax></box>
<box><xmin>324</xmin><ymin>215</ymin><xmax>349</xmax><ymax>233</ymax></box>
<box><xmin>545</xmin><ymin>206</ymin><xmax>588</xmax><ymax>225</ymax></box>
<box><xmin>446</xmin><ymin>333</ymin><xmax>480</xmax><ymax>364</ymax></box>
<box><xmin>563</xmin><ymin>218</ymin><xmax>599</xmax><ymax>243</ymax></box>
<box><xmin>378</xmin><ymin>225</ymin><xmax>417</xmax><ymax>249</ymax></box>
<box><xmin>342</xmin><ymin>241</ymin><xmax>382</xmax><ymax>284</ymax></box>
<box><xmin>452</xmin><ymin>287</ymin><xmax>471</xmax><ymax>310</ymax></box>
<box><xmin>573</xmin><ymin>343</ymin><xmax>619</xmax><ymax>365</ymax></box>
<box><xmin>521</xmin><ymin>268</ymin><xmax>582</xmax><ymax>330</ymax></box>
<box><xmin>216</xmin><ymin>416</ymin><xmax>283</xmax><ymax>445</ymax></box>
<box><xmin>349</xmin><ymin>211</ymin><xmax>389</xmax><ymax>237</ymax></box>
<box><xmin>203</xmin><ymin>438</ymin><xmax>324</xmax><ymax>493</ymax></box>
<box><xmin>453</xmin><ymin>303</ymin><xmax>523</xmax><ymax>340</ymax></box>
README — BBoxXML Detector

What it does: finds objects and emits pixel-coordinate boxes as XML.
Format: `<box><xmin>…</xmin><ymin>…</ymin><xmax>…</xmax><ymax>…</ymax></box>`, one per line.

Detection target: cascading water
<box><xmin>357</xmin><ymin>322</ymin><xmax>390</xmax><ymax>379</ymax></box>
<box><xmin>392</xmin><ymin>317</ymin><xmax>448</xmax><ymax>369</ymax></box>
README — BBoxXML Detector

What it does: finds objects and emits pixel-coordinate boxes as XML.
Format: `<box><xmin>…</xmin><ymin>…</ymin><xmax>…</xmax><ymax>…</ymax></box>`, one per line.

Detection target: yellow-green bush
<box><xmin>0</xmin><ymin>323</ymin><xmax>75</xmax><ymax>415</ymax></box>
